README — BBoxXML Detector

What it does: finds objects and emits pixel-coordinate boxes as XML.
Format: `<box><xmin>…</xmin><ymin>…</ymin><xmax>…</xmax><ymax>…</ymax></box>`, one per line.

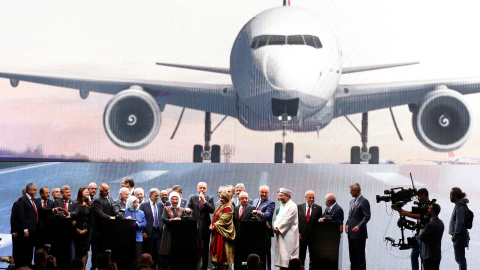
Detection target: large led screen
<box><xmin>2</xmin><ymin>1</ymin><xmax>480</xmax><ymax>164</ymax></box>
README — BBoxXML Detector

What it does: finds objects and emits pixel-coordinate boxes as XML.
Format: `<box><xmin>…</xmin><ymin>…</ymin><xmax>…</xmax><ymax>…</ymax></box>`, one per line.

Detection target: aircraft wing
<box><xmin>0</xmin><ymin>70</ymin><xmax>236</xmax><ymax>117</ymax></box>
<box><xmin>334</xmin><ymin>77</ymin><xmax>480</xmax><ymax>117</ymax></box>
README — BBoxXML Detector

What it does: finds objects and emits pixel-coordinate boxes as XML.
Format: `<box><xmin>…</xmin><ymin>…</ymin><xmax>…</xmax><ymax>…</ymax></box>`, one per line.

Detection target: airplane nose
<box><xmin>263</xmin><ymin>50</ymin><xmax>320</xmax><ymax>92</ymax></box>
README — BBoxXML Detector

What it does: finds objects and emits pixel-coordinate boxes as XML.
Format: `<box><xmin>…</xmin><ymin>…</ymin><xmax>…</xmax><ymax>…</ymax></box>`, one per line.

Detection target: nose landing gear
<box><xmin>347</xmin><ymin>112</ymin><xmax>379</xmax><ymax>164</ymax></box>
<box><xmin>274</xmin><ymin>113</ymin><xmax>294</xmax><ymax>163</ymax></box>
<box><xmin>193</xmin><ymin>112</ymin><xmax>222</xmax><ymax>163</ymax></box>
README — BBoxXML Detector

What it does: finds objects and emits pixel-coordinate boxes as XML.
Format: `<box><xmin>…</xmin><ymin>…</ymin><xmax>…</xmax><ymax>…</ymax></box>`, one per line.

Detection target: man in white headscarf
<box><xmin>273</xmin><ymin>188</ymin><xmax>299</xmax><ymax>269</ymax></box>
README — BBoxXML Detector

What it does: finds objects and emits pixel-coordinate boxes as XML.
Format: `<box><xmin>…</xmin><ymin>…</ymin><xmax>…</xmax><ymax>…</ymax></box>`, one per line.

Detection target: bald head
<box><xmin>325</xmin><ymin>193</ymin><xmax>336</xmax><ymax>207</ymax></box>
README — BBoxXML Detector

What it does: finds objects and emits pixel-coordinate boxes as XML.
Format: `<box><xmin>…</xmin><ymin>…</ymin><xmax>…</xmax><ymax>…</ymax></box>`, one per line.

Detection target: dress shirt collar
<box><xmin>26</xmin><ymin>193</ymin><xmax>34</xmax><ymax>200</ymax></box>
<box><xmin>306</xmin><ymin>203</ymin><xmax>313</xmax><ymax>213</ymax></box>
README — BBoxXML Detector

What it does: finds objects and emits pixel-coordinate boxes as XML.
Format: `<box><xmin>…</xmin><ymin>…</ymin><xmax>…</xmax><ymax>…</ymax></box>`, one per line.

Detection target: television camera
<box><xmin>377</xmin><ymin>173</ymin><xmax>419</xmax><ymax>250</ymax></box>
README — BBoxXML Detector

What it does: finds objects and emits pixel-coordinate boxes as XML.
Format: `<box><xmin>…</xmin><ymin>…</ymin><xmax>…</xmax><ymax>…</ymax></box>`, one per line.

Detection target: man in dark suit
<box><xmin>233</xmin><ymin>191</ymin><xmax>256</xmax><ymax>270</ymax></box>
<box><xmin>139</xmin><ymin>188</ymin><xmax>164</xmax><ymax>266</ymax></box>
<box><xmin>233</xmin><ymin>191</ymin><xmax>256</xmax><ymax>232</ymax></box>
<box><xmin>185</xmin><ymin>182</ymin><xmax>215</xmax><ymax>270</ymax></box>
<box><xmin>16</xmin><ymin>183</ymin><xmax>46</xmax><ymax>267</ymax></box>
<box><xmin>52</xmin><ymin>185</ymin><xmax>79</xmax><ymax>218</ymax></box>
<box><xmin>346</xmin><ymin>183</ymin><xmax>371</xmax><ymax>270</ymax></box>
<box><xmin>91</xmin><ymin>183</ymin><xmax>118</xmax><ymax>270</ymax></box>
<box><xmin>320</xmin><ymin>193</ymin><xmax>344</xmax><ymax>231</ymax></box>
<box><xmin>251</xmin><ymin>185</ymin><xmax>276</xmax><ymax>270</ymax></box>
<box><xmin>116</xmin><ymin>187</ymin><xmax>129</xmax><ymax>210</ymax></box>
<box><xmin>419</xmin><ymin>203</ymin><xmax>444</xmax><ymax>270</ymax></box>
<box><xmin>35</xmin><ymin>186</ymin><xmax>54</xmax><ymax>249</ymax></box>
<box><xmin>297</xmin><ymin>190</ymin><xmax>322</xmax><ymax>268</ymax></box>
<box><xmin>86</xmin><ymin>182</ymin><xmax>97</xmax><ymax>269</ymax></box>
<box><xmin>11</xmin><ymin>187</ymin><xmax>26</xmax><ymax>267</ymax></box>
<box><xmin>164</xmin><ymin>185</ymin><xmax>187</xmax><ymax>208</ymax></box>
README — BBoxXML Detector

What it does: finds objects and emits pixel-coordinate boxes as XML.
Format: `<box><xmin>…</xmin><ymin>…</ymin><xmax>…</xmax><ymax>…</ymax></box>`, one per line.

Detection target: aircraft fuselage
<box><xmin>230</xmin><ymin>6</ymin><xmax>342</xmax><ymax>131</ymax></box>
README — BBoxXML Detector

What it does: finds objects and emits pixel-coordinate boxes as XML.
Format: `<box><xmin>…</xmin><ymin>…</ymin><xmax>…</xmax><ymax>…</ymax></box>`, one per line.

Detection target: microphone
<box><xmin>199</xmin><ymin>191</ymin><xmax>204</xmax><ymax>201</ymax></box>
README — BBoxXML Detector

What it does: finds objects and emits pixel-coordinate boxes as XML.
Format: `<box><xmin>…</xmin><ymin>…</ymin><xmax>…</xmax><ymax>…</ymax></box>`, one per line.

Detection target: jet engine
<box><xmin>412</xmin><ymin>88</ymin><xmax>472</xmax><ymax>152</ymax></box>
<box><xmin>103</xmin><ymin>86</ymin><xmax>161</xmax><ymax>149</ymax></box>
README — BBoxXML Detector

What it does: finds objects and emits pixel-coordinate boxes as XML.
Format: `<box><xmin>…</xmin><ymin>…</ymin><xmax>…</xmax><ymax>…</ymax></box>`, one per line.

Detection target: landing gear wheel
<box><xmin>211</xmin><ymin>145</ymin><xmax>221</xmax><ymax>163</ymax></box>
<box><xmin>193</xmin><ymin>145</ymin><xmax>203</xmax><ymax>163</ymax></box>
<box><xmin>285</xmin><ymin>143</ymin><xmax>294</xmax><ymax>163</ymax></box>
<box><xmin>351</xmin><ymin>146</ymin><xmax>361</xmax><ymax>164</ymax></box>
<box><xmin>369</xmin><ymin>146</ymin><xmax>379</xmax><ymax>164</ymax></box>
<box><xmin>274</xmin><ymin>143</ymin><xmax>283</xmax><ymax>163</ymax></box>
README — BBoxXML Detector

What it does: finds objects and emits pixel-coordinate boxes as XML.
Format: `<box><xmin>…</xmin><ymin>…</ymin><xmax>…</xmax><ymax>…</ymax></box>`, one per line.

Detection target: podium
<box><xmin>45</xmin><ymin>217</ymin><xmax>74</xmax><ymax>270</ymax></box>
<box><xmin>234</xmin><ymin>221</ymin><xmax>267</xmax><ymax>270</ymax></box>
<box><xmin>169</xmin><ymin>219</ymin><xmax>198</xmax><ymax>270</ymax></box>
<box><xmin>96</xmin><ymin>218</ymin><xmax>136</xmax><ymax>270</ymax></box>
<box><xmin>310</xmin><ymin>223</ymin><xmax>341</xmax><ymax>270</ymax></box>
<box><xmin>170</xmin><ymin>220</ymin><xmax>199</xmax><ymax>270</ymax></box>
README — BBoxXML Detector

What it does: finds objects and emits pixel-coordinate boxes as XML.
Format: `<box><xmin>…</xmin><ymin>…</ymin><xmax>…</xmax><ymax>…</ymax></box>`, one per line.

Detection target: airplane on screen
<box><xmin>2</xmin><ymin>2</ymin><xmax>480</xmax><ymax>164</ymax></box>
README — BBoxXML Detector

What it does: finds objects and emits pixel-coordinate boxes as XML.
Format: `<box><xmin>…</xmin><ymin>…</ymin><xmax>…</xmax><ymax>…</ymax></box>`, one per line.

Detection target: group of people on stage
<box><xmin>9</xmin><ymin>177</ymin><xmax>471</xmax><ymax>270</ymax></box>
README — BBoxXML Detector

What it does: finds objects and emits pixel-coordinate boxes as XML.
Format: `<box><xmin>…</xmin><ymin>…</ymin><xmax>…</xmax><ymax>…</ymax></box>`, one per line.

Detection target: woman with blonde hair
<box><xmin>209</xmin><ymin>191</ymin><xmax>235</xmax><ymax>270</ymax></box>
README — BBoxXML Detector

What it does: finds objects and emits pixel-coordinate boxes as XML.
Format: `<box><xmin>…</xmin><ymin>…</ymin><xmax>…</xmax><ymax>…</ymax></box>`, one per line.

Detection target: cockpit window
<box><xmin>304</xmin><ymin>35</ymin><xmax>315</xmax><ymax>48</ymax></box>
<box><xmin>250</xmin><ymin>37</ymin><xmax>258</xmax><ymax>49</ymax></box>
<box><xmin>256</xmin><ymin>35</ymin><xmax>269</xmax><ymax>48</ymax></box>
<box><xmin>313</xmin><ymin>36</ymin><xmax>322</xmax><ymax>48</ymax></box>
<box><xmin>287</xmin><ymin>35</ymin><xmax>304</xmax><ymax>45</ymax></box>
<box><xmin>251</xmin><ymin>34</ymin><xmax>321</xmax><ymax>49</ymax></box>
<box><xmin>268</xmin><ymin>35</ymin><xmax>286</xmax><ymax>45</ymax></box>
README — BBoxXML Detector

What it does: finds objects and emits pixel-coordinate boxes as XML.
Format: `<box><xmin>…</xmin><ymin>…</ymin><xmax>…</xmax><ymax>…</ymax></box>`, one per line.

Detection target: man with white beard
<box><xmin>273</xmin><ymin>188</ymin><xmax>299</xmax><ymax>269</ymax></box>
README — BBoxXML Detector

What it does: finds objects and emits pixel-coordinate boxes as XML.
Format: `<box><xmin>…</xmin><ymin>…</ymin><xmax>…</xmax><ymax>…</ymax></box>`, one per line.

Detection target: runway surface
<box><xmin>0</xmin><ymin>162</ymin><xmax>478</xmax><ymax>269</ymax></box>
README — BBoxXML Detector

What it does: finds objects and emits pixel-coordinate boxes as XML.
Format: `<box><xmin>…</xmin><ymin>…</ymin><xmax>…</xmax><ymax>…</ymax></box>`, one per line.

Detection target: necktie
<box><xmin>256</xmin><ymin>200</ymin><xmax>264</xmax><ymax>210</ymax></box>
<box><xmin>306</xmin><ymin>205</ymin><xmax>311</xmax><ymax>222</ymax></box>
<box><xmin>239</xmin><ymin>206</ymin><xmax>244</xmax><ymax>217</ymax></box>
<box><xmin>351</xmin><ymin>198</ymin><xmax>357</xmax><ymax>212</ymax></box>
<box><xmin>324</xmin><ymin>207</ymin><xmax>330</xmax><ymax>215</ymax></box>
<box><xmin>64</xmin><ymin>200</ymin><xmax>68</xmax><ymax>211</ymax></box>
<box><xmin>43</xmin><ymin>200</ymin><xmax>47</xmax><ymax>208</ymax></box>
<box><xmin>154</xmin><ymin>203</ymin><xmax>159</xmax><ymax>228</ymax></box>
<box><xmin>31</xmin><ymin>198</ymin><xmax>38</xmax><ymax>222</ymax></box>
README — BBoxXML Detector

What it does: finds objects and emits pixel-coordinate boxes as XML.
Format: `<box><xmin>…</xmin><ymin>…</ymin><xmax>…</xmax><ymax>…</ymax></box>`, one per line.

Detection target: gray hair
<box><xmin>259</xmin><ymin>185</ymin><xmax>269</xmax><ymax>192</ymax></box>
<box><xmin>119</xmin><ymin>187</ymin><xmax>129</xmax><ymax>194</ymax></box>
<box><xmin>235</xmin><ymin>183</ymin><xmax>246</xmax><ymax>190</ymax></box>
<box><xmin>88</xmin><ymin>182</ymin><xmax>97</xmax><ymax>188</ymax></box>
<box><xmin>60</xmin><ymin>185</ymin><xmax>71</xmax><ymax>194</ymax></box>
<box><xmin>172</xmin><ymin>185</ymin><xmax>183</xmax><ymax>193</ymax></box>
<box><xmin>325</xmin><ymin>193</ymin><xmax>336</xmax><ymax>203</ymax></box>
<box><xmin>239</xmin><ymin>191</ymin><xmax>249</xmax><ymax>199</ymax></box>
<box><xmin>149</xmin><ymin>188</ymin><xmax>160</xmax><ymax>197</ymax></box>
<box><xmin>26</xmin><ymin>183</ymin><xmax>36</xmax><ymax>191</ymax></box>
<box><xmin>218</xmin><ymin>186</ymin><xmax>226</xmax><ymax>192</ymax></box>
<box><xmin>304</xmin><ymin>190</ymin><xmax>315</xmax><ymax>196</ymax></box>
<box><xmin>350</xmin><ymin>183</ymin><xmax>361</xmax><ymax>192</ymax></box>
<box><xmin>134</xmin><ymin>188</ymin><xmax>144</xmax><ymax>195</ymax></box>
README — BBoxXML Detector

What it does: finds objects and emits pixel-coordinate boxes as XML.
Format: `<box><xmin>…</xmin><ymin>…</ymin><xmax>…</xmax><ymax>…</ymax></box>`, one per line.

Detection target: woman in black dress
<box><xmin>73</xmin><ymin>186</ymin><xmax>93</xmax><ymax>266</ymax></box>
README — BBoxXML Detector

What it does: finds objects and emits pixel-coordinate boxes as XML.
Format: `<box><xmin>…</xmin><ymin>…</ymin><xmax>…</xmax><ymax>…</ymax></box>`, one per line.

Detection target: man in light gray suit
<box><xmin>419</xmin><ymin>203</ymin><xmax>444</xmax><ymax>270</ymax></box>
<box><xmin>345</xmin><ymin>183</ymin><xmax>370</xmax><ymax>270</ymax></box>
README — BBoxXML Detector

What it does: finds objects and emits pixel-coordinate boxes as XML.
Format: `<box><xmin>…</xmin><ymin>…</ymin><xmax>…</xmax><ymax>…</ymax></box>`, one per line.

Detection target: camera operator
<box><xmin>391</xmin><ymin>188</ymin><xmax>430</xmax><ymax>270</ymax></box>
<box><xmin>32</xmin><ymin>249</ymin><xmax>60</xmax><ymax>270</ymax></box>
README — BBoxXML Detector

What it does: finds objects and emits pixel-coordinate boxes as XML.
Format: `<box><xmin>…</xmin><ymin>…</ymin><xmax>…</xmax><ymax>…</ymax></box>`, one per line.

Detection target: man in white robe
<box><xmin>273</xmin><ymin>188</ymin><xmax>300</xmax><ymax>269</ymax></box>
